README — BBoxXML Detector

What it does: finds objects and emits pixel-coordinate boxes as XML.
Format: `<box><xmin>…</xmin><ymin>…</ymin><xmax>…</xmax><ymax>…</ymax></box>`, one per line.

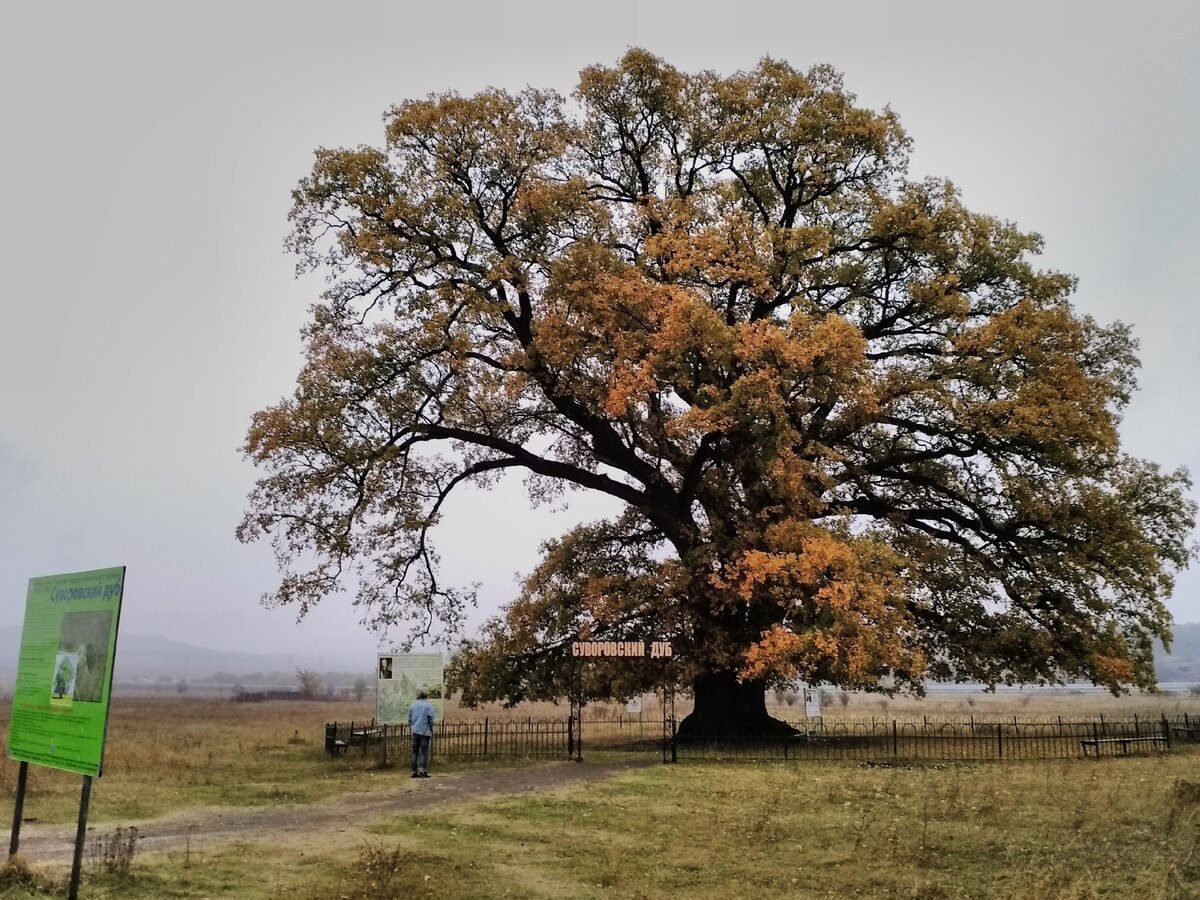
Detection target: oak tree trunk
<box><xmin>675</xmin><ymin>670</ymin><xmax>798</xmax><ymax>741</ymax></box>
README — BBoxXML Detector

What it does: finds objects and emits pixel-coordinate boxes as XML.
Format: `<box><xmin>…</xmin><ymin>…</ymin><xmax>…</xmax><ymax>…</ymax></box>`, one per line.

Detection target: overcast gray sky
<box><xmin>2</xmin><ymin>1</ymin><xmax>1198</xmax><ymax>665</ymax></box>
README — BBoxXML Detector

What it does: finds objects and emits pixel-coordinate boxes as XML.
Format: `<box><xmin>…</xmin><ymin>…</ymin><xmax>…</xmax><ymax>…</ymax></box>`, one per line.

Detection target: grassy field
<box><xmin>1</xmin><ymin>695</ymin><xmax>1198</xmax><ymax>898</ymax></box>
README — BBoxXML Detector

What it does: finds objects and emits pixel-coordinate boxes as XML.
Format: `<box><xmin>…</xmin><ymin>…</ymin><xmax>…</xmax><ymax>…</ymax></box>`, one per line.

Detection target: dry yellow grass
<box><xmin>0</xmin><ymin>696</ymin><xmax>381</xmax><ymax>823</ymax></box>
<box><xmin>1</xmin><ymin>689</ymin><xmax>1195</xmax><ymax>823</ymax></box>
<box><xmin>0</xmin><ymin>693</ymin><xmax>1197</xmax><ymax>898</ymax></box>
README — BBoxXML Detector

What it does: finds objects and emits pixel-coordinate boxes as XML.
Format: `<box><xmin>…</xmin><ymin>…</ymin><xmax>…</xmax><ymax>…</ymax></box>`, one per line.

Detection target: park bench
<box><xmin>324</xmin><ymin>723</ymin><xmax>348</xmax><ymax>756</ymax></box>
<box><xmin>325</xmin><ymin>721</ymin><xmax>387</xmax><ymax>756</ymax></box>
<box><xmin>350</xmin><ymin>724</ymin><xmax>386</xmax><ymax>746</ymax></box>
<box><xmin>1079</xmin><ymin>735</ymin><xmax>1167</xmax><ymax>757</ymax></box>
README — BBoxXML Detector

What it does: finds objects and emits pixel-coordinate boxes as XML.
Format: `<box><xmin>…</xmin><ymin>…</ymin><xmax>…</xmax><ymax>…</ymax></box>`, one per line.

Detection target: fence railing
<box><xmin>325</xmin><ymin>711</ymin><xmax>1200</xmax><ymax>765</ymax></box>
<box><xmin>668</xmin><ymin>712</ymin><xmax>1200</xmax><ymax>762</ymax></box>
<box><xmin>324</xmin><ymin>718</ymin><xmax>577</xmax><ymax>763</ymax></box>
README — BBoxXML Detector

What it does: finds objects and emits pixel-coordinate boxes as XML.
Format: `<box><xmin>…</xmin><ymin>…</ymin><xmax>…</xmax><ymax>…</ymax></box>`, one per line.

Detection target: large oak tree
<box><xmin>240</xmin><ymin>51</ymin><xmax>1194</xmax><ymax>737</ymax></box>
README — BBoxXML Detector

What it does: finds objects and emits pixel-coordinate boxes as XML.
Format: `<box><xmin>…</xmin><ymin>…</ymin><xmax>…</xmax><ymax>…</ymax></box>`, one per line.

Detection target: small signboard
<box><xmin>7</xmin><ymin>567</ymin><xmax>125</xmax><ymax>777</ymax></box>
<box><xmin>625</xmin><ymin>696</ymin><xmax>642</xmax><ymax>715</ymax></box>
<box><xmin>803</xmin><ymin>686</ymin><xmax>821</xmax><ymax>719</ymax></box>
<box><xmin>377</xmin><ymin>652</ymin><xmax>444</xmax><ymax>724</ymax></box>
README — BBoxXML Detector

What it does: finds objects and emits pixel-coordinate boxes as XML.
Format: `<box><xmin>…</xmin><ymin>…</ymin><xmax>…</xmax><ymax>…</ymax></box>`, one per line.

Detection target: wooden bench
<box><xmin>325</xmin><ymin>724</ymin><xmax>348</xmax><ymax>756</ymax></box>
<box><xmin>1080</xmin><ymin>735</ymin><xmax>1167</xmax><ymax>757</ymax></box>
<box><xmin>350</xmin><ymin>725</ymin><xmax>385</xmax><ymax>746</ymax></box>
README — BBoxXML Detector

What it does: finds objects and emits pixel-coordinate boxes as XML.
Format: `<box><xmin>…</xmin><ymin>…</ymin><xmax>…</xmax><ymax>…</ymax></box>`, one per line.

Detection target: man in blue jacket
<box><xmin>408</xmin><ymin>690</ymin><xmax>436</xmax><ymax>778</ymax></box>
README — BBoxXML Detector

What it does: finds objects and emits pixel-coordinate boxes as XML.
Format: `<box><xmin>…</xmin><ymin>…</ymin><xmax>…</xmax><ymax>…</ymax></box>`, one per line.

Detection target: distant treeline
<box><xmin>232</xmin><ymin>689</ymin><xmax>333</xmax><ymax>702</ymax></box>
<box><xmin>94</xmin><ymin>624</ymin><xmax>1200</xmax><ymax>694</ymax></box>
<box><xmin>198</xmin><ymin>670</ymin><xmax>372</xmax><ymax>687</ymax></box>
<box><xmin>121</xmin><ymin>670</ymin><xmax>374</xmax><ymax>690</ymax></box>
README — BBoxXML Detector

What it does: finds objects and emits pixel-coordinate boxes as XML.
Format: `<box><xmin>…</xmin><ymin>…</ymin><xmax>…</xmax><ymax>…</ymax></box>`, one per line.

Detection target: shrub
<box><xmin>352</xmin><ymin>842</ymin><xmax>405</xmax><ymax>899</ymax></box>
<box><xmin>90</xmin><ymin>826</ymin><xmax>139</xmax><ymax>876</ymax></box>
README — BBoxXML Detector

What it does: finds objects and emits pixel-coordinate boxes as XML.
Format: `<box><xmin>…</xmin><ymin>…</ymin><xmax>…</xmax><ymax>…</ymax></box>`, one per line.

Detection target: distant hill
<box><xmin>1</xmin><ymin>623</ymin><xmax>1196</xmax><ymax>688</ymax></box>
<box><xmin>0</xmin><ymin>627</ymin><xmax>370</xmax><ymax>683</ymax></box>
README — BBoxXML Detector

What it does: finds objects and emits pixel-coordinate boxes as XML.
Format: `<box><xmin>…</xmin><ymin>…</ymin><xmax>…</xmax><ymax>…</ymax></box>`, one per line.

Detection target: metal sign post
<box><xmin>7</xmin><ymin>761</ymin><xmax>28</xmax><ymax>857</ymax></box>
<box><xmin>566</xmin><ymin>639</ymin><xmax>675</xmax><ymax>762</ymax></box>
<box><xmin>68</xmin><ymin>776</ymin><xmax>93</xmax><ymax>900</ymax></box>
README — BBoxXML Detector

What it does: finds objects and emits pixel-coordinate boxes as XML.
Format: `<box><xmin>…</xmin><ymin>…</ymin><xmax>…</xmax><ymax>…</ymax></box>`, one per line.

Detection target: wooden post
<box><xmin>8</xmin><ymin>761</ymin><xmax>28</xmax><ymax>858</ymax></box>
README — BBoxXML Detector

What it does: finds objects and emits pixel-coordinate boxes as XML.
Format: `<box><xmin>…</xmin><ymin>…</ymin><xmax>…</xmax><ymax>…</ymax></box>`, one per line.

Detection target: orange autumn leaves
<box><xmin>713</xmin><ymin>522</ymin><xmax>925</xmax><ymax>688</ymax></box>
<box><xmin>533</xmin><ymin>241</ymin><xmax>872</xmax><ymax>456</ymax></box>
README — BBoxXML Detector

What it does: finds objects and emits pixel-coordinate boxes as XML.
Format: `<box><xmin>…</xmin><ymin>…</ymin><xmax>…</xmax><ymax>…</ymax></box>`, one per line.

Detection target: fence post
<box><xmin>381</xmin><ymin>724</ymin><xmax>388</xmax><ymax>768</ymax></box>
<box><xmin>892</xmin><ymin>720</ymin><xmax>898</xmax><ymax>757</ymax></box>
<box><xmin>996</xmin><ymin>723</ymin><xmax>1003</xmax><ymax>760</ymax></box>
<box><xmin>484</xmin><ymin>717</ymin><xmax>490</xmax><ymax>756</ymax></box>
<box><xmin>1162</xmin><ymin>714</ymin><xmax>1171</xmax><ymax>750</ymax></box>
<box><xmin>1134</xmin><ymin>713</ymin><xmax>1140</xmax><ymax>736</ymax></box>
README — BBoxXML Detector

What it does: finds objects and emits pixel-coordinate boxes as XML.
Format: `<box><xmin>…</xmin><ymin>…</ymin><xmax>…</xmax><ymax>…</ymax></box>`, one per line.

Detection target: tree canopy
<box><xmin>240</xmin><ymin>50</ymin><xmax>1194</xmax><ymax>732</ymax></box>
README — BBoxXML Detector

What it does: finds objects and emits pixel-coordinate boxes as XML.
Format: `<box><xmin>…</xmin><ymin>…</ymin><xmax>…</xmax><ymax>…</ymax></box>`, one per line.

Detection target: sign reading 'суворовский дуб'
<box><xmin>570</xmin><ymin>640</ymin><xmax>673</xmax><ymax>659</ymax></box>
<box><xmin>7</xmin><ymin>567</ymin><xmax>125</xmax><ymax>777</ymax></box>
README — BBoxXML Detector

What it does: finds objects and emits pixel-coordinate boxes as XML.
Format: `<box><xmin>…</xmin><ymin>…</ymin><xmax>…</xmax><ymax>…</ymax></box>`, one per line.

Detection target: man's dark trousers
<box><xmin>411</xmin><ymin>733</ymin><xmax>431</xmax><ymax>775</ymax></box>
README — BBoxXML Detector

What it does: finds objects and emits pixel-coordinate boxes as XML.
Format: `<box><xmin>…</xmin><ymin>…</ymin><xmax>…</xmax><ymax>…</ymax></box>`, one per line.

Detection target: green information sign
<box><xmin>377</xmin><ymin>652</ymin><xmax>444</xmax><ymax>724</ymax></box>
<box><xmin>7</xmin><ymin>567</ymin><xmax>125</xmax><ymax>777</ymax></box>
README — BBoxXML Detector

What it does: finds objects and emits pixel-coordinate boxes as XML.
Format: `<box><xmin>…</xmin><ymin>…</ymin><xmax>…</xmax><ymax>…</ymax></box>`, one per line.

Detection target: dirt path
<box><xmin>11</xmin><ymin>759</ymin><xmax>655</xmax><ymax>869</ymax></box>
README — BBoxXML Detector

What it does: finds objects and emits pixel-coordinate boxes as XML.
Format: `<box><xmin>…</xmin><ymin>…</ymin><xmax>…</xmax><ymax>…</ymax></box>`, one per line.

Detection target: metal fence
<box><xmin>325</xmin><ymin>711</ymin><xmax>1200</xmax><ymax>765</ymax></box>
<box><xmin>324</xmin><ymin>718</ymin><xmax>577</xmax><ymax>764</ymax></box>
<box><xmin>666</xmin><ymin>712</ymin><xmax>1200</xmax><ymax>762</ymax></box>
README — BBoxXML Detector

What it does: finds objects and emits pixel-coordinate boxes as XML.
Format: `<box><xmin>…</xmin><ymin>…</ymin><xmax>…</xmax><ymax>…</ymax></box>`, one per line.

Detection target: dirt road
<box><xmin>11</xmin><ymin>759</ymin><xmax>655</xmax><ymax>869</ymax></box>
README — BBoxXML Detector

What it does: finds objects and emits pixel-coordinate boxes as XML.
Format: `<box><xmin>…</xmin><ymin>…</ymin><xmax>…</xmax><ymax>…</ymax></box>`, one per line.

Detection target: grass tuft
<box><xmin>0</xmin><ymin>855</ymin><xmax>61</xmax><ymax>894</ymax></box>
